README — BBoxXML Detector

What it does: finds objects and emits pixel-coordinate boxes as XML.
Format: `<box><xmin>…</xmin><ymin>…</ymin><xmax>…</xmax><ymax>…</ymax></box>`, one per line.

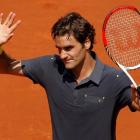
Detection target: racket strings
<box><xmin>105</xmin><ymin>8</ymin><xmax>140</xmax><ymax>67</ymax></box>
<box><xmin>113</xmin><ymin>48</ymin><xmax>140</xmax><ymax>66</ymax></box>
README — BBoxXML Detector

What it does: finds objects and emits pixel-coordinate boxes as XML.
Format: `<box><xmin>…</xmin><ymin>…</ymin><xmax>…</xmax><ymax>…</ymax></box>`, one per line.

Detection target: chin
<box><xmin>64</xmin><ymin>63</ymin><xmax>76</xmax><ymax>69</ymax></box>
<box><xmin>65</xmin><ymin>65</ymin><xmax>74</xmax><ymax>69</ymax></box>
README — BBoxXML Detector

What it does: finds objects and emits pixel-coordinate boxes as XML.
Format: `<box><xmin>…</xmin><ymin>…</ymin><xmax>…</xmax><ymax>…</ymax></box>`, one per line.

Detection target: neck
<box><xmin>72</xmin><ymin>52</ymin><xmax>96</xmax><ymax>84</ymax></box>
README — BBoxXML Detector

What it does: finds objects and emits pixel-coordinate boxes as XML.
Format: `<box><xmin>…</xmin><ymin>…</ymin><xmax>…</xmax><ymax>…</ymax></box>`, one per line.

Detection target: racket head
<box><xmin>102</xmin><ymin>6</ymin><xmax>140</xmax><ymax>68</ymax></box>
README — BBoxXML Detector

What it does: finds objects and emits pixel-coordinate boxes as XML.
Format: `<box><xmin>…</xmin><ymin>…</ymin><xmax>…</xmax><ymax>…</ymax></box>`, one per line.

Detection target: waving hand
<box><xmin>0</xmin><ymin>12</ymin><xmax>21</xmax><ymax>45</ymax></box>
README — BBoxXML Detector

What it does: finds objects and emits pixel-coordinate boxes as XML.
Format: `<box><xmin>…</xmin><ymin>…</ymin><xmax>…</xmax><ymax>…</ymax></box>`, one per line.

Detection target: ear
<box><xmin>84</xmin><ymin>38</ymin><xmax>91</xmax><ymax>50</ymax></box>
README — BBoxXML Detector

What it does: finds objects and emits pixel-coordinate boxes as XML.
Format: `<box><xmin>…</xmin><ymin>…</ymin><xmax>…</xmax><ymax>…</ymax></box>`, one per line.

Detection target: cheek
<box><xmin>74</xmin><ymin>49</ymin><xmax>86</xmax><ymax>60</ymax></box>
<box><xmin>68</xmin><ymin>51</ymin><xmax>79</xmax><ymax>59</ymax></box>
<box><xmin>68</xmin><ymin>45</ymin><xmax>86</xmax><ymax>60</ymax></box>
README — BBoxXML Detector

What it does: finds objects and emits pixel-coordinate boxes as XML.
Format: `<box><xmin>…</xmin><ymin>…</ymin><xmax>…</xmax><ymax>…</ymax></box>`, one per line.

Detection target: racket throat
<box><xmin>116</xmin><ymin>62</ymin><xmax>138</xmax><ymax>88</ymax></box>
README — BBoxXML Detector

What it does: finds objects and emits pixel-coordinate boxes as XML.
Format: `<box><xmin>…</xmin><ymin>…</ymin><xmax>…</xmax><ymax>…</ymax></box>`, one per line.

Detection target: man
<box><xmin>0</xmin><ymin>12</ymin><xmax>140</xmax><ymax>140</ymax></box>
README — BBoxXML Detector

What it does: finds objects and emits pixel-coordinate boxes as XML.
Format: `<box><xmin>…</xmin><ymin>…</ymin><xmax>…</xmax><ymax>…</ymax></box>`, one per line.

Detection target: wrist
<box><xmin>0</xmin><ymin>47</ymin><xmax>3</xmax><ymax>55</ymax></box>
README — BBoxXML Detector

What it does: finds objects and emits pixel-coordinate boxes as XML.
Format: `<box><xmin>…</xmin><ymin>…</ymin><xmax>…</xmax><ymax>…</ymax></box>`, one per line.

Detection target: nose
<box><xmin>59</xmin><ymin>49</ymin><xmax>68</xmax><ymax>59</ymax></box>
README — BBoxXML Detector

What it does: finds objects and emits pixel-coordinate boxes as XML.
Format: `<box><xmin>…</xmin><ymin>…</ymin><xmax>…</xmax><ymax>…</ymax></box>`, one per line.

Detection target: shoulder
<box><xmin>20</xmin><ymin>55</ymin><xmax>65</xmax><ymax>83</ymax></box>
<box><xmin>21</xmin><ymin>54</ymin><xmax>65</xmax><ymax>75</ymax></box>
<box><xmin>21</xmin><ymin>54</ymin><xmax>63</xmax><ymax>68</ymax></box>
<box><xmin>21</xmin><ymin>55</ymin><xmax>55</xmax><ymax>64</ymax></box>
<box><xmin>103</xmin><ymin>64</ymin><xmax>132</xmax><ymax>88</ymax></box>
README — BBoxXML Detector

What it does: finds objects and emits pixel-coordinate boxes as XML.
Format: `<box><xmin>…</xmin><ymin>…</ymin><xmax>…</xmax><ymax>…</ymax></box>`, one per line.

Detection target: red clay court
<box><xmin>0</xmin><ymin>0</ymin><xmax>140</xmax><ymax>140</ymax></box>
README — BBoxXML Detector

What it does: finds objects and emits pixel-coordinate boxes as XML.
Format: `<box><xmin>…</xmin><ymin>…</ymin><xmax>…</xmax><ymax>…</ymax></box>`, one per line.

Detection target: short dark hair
<box><xmin>51</xmin><ymin>12</ymin><xmax>96</xmax><ymax>50</ymax></box>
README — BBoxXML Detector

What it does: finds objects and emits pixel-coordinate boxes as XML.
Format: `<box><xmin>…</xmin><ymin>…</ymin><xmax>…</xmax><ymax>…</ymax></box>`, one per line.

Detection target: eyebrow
<box><xmin>55</xmin><ymin>45</ymin><xmax>74</xmax><ymax>48</ymax></box>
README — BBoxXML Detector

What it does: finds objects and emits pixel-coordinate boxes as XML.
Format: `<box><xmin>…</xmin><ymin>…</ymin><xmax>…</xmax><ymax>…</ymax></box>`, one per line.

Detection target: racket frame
<box><xmin>102</xmin><ymin>6</ymin><xmax>140</xmax><ymax>47</ymax></box>
<box><xmin>102</xmin><ymin>6</ymin><xmax>140</xmax><ymax>89</ymax></box>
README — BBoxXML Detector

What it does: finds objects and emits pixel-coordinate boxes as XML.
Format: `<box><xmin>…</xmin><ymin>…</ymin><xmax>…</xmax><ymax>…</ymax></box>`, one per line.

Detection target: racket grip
<box><xmin>137</xmin><ymin>86</ymin><xmax>140</xmax><ymax>96</ymax></box>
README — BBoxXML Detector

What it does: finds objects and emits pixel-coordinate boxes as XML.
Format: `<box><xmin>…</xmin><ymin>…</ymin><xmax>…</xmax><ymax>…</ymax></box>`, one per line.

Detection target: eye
<box><xmin>64</xmin><ymin>46</ymin><xmax>73</xmax><ymax>51</ymax></box>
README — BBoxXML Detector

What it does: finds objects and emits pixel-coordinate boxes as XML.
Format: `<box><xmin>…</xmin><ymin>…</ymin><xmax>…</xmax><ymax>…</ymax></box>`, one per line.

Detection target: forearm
<box><xmin>0</xmin><ymin>48</ymin><xmax>23</xmax><ymax>75</ymax></box>
<box><xmin>0</xmin><ymin>48</ymin><xmax>16</xmax><ymax>73</ymax></box>
<box><xmin>0</xmin><ymin>12</ymin><xmax>22</xmax><ymax>75</ymax></box>
<box><xmin>0</xmin><ymin>47</ymin><xmax>3</xmax><ymax>55</ymax></box>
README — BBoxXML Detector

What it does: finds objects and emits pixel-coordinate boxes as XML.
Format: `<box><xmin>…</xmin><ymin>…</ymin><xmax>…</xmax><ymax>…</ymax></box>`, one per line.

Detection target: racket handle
<box><xmin>137</xmin><ymin>86</ymin><xmax>140</xmax><ymax>96</ymax></box>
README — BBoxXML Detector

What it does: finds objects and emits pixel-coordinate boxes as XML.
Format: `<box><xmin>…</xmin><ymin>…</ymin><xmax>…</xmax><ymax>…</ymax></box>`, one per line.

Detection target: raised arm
<box><xmin>0</xmin><ymin>12</ymin><xmax>23</xmax><ymax>75</ymax></box>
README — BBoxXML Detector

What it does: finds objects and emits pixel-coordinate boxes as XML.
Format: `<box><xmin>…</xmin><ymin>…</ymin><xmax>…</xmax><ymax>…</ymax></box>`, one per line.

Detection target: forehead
<box><xmin>54</xmin><ymin>34</ymin><xmax>80</xmax><ymax>47</ymax></box>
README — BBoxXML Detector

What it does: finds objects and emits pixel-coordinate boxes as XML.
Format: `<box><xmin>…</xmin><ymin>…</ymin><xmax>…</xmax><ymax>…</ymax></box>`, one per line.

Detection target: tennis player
<box><xmin>0</xmin><ymin>12</ymin><xmax>140</xmax><ymax>140</ymax></box>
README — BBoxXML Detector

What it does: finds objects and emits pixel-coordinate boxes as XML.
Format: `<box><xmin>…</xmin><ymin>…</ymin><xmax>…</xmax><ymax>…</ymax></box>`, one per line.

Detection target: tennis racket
<box><xmin>102</xmin><ymin>6</ymin><xmax>140</xmax><ymax>95</ymax></box>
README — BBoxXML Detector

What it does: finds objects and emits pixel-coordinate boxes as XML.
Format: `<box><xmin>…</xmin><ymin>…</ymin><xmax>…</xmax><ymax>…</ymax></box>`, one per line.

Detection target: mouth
<box><xmin>64</xmin><ymin>60</ymin><xmax>74</xmax><ymax>64</ymax></box>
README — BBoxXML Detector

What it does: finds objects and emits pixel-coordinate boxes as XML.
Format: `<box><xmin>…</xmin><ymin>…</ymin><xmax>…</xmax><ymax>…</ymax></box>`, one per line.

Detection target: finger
<box><xmin>6</xmin><ymin>33</ymin><xmax>14</xmax><ymax>42</ymax></box>
<box><xmin>0</xmin><ymin>13</ymin><xmax>3</xmax><ymax>23</ymax></box>
<box><xmin>131</xmin><ymin>84</ymin><xmax>136</xmax><ymax>88</ymax></box>
<box><xmin>131</xmin><ymin>84</ymin><xmax>136</xmax><ymax>93</ymax></box>
<box><xmin>9</xmin><ymin>20</ymin><xmax>21</xmax><ymax>32</ymax></box>
<box><xmin>3</xmin><ymin>12</ymin><xmax>13</xmax><ymax>25</ymax></box>
<box><xmin>131</xmin><ymin>84</ymin><xmax>137</xmax><ymax>94</ymax></box>
<box><xmin>131</xmin><ymin>85</ymin><xmax>137</xmax><ymax>99</ymax></box>
<box><xmin>9</xmin><ymin>33</ymin><xmax>14</xmax><ymax>37</ymax></box>
<box><xmin>135</xmin><ymin>97</ymin><xmax>140</xmax><ymax>110</ymax></box>
<box><xmin>6</xmin><ymin>13</ymin><xmax>16</xmax><ymax>27</ymax></box>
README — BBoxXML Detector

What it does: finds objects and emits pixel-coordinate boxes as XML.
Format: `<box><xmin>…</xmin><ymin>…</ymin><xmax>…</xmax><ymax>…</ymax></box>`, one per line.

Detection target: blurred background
<box><xmin>0</xmin><ymin>0</ymin><xmax>140</xmax><ymax>140</ymax></box>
